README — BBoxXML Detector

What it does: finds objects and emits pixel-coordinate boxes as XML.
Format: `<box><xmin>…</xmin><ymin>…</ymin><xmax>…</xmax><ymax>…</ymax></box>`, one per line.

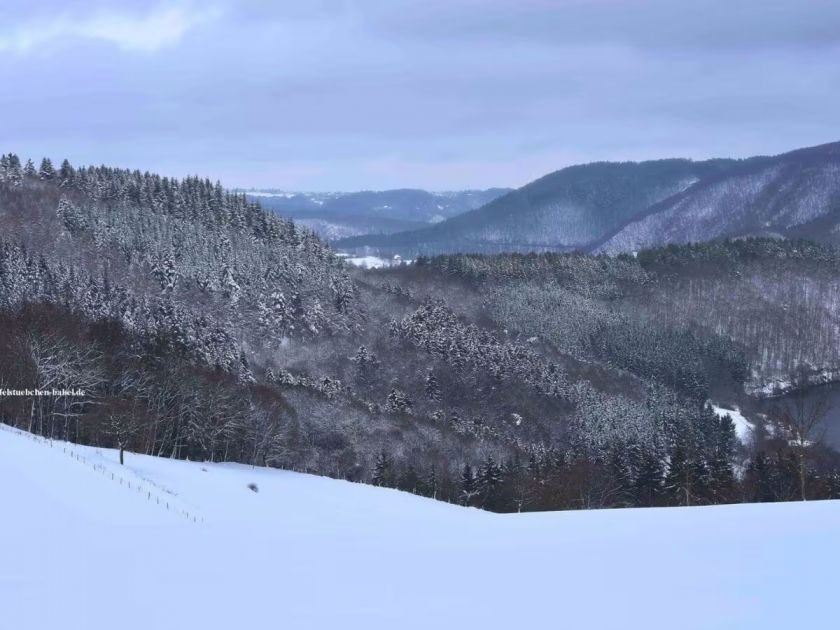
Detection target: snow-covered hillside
<box><xmin>2</xmin><ymin>423</ymin><xmax>839</xmax><ymax>629</ymax></box>
<box><xmin>596</xmin><ymin>148</ymin><xmax>840</xmax><ymax>254</ymax></box>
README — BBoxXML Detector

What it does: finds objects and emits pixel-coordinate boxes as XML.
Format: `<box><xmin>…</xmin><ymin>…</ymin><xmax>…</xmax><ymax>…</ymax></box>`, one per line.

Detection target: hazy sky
<box><xmin>2</xmin><ymin>0</ymin><xmax>838</xmax><ymax>190</ymax></box>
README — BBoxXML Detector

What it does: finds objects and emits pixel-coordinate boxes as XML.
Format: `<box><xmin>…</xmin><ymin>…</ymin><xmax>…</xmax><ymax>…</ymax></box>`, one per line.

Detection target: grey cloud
<box><xmin>365</xmin><ymin>0</ymin><xmax>840</xmax><ymax>50</ymax></box>
<box><xmin>0</xmin><ymin>1</ymin><xmax>837</xmax><ymax>190</ymax></box>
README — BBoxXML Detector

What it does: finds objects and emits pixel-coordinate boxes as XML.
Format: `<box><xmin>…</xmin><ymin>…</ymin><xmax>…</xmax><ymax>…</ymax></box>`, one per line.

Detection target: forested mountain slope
<box><xmin>424</xmin><ymin>239</ymin><xmax>840</xmax><ymax>396</ymax></box>
<box><xmin>2</xmin><ymin>153</ymin><xmax>840</xmax><ymax>514</ymax></box>
<box><xmin>597</xmin><ymin>141</ymin><xmax>840</xmax><ymax>253</ymax></box>
<box><xmin>337</xmin><ymin>159</ymin><xmax>732</xmax><ymax>255</ymax></box>
<box><xmin>337</xmin><ymin>141</ymin><xmax>840</xmax><ymax>257</ymax></box>
<box><xmin>0</xmin><ymin>154</ymin><xmax>356</xmax><ymax>373</ymax></box>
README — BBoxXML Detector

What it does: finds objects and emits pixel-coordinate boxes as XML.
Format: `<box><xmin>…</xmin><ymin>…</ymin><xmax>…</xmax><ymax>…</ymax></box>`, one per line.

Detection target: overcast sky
<box><xmin>1</xmin><ymin>0</ymin><xmax>838</xmax><ymax>191</ymax></box>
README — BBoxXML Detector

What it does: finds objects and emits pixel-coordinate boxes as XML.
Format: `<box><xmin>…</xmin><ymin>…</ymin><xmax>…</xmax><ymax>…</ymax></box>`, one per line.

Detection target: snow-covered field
<box><xmin>2</xmin><ymin>423</ymin><xmax>839</xmax><ymax>629</ymax></box>
<box><xmin>346</xmin><ymin>254</ymin><xmax>393</xmax><ymax>269</ymax></box>
<box><xmin>344</xmin><ymin>255</ymin><xmax>411</xmax><ymax>269</ymax></box>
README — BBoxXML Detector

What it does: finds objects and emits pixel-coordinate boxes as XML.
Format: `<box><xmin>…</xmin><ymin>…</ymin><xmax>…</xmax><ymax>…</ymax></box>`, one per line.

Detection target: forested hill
<box><xmin>336</xmin><ymin>141</ymin><xmax>840</xmax><ymax>257</ymax></box>
<box><xmin>2</xmin><ymin>153</ymin><xmax>840</xmax><ymax>514</ymax></box>
<box><xmin>595</xmin><ymin>141</ymin><xmax>840</xmax><ymax>253</ymax></box>
<box><xmin>248</xmin><ymin>188</ymin><xmax>511</xmax><ymax>241</ymax></box>
<box><xmin>337</xmin><ymin>158</ymin><xmax>731</xmax><ymax>254</ymax></box>
<box><xmin>0</xmin><ymin>154</ymin><xmax>357</xmax><ymax>376</ymax></box>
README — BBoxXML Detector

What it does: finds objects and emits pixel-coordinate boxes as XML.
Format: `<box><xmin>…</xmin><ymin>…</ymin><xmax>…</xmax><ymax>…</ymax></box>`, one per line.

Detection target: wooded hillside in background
<box><xmin>2</xmin><ymin>152</ymin><xmax>840</xmax><ymax>512</ymax></box>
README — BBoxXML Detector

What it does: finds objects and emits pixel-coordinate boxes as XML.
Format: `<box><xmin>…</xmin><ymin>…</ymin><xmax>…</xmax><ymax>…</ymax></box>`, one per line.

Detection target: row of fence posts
<box><xmin>0</xmin><ymin>423</ymin><xmax>204</xmax><ymax>524</ymax></box>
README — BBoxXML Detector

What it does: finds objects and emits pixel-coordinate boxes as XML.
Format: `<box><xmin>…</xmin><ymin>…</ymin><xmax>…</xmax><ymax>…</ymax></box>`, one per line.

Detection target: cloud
<box><xmin>0</xmin><ymin>4</ymin><xmax>221</xmax><ymax>54</ymax></box>
<box><xmin>364</xmin><ymin>0</ymin><xmax>840</xmax><ymax>51</ymax></box>
<box><xmin>1</xmin><ymin>1</ymin><xmax>838</xmax><ymax>190</ymax></box>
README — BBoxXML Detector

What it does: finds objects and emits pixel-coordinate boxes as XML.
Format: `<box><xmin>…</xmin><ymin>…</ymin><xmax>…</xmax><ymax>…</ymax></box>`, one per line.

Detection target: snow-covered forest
<box><xmin>4</xmin><ymin>2</ymin><xmax>840</xmax><ymax>627</ymax></box>
<box><xmin>2</xmin><ymin>153</ymin><xmax>840</xmax><ymax>513</ymax></box>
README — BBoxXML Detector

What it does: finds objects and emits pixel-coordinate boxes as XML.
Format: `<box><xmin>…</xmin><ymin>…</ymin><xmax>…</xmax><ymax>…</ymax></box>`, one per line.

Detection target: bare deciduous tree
<box><xmin>775</xmin><ymin>368</ymin><xmax>831</xmax><ymax>501</ymax></box>
<box><xmin>105</xmin><ymin>404</ymin><xmax>142</xmax><ymax>465</ymax></box>
<box><xmin>26</xmin><ymin>333</ymin><xmax>104</xmax><ymax>439</ymax></box>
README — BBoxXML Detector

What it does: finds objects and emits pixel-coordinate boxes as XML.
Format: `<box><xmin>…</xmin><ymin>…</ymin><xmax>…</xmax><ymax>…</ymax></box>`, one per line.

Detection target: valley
<box><xmin>336</xmin><ymin>142</ymin><xmax>840</xmax><ymax>259</ymax></box>
<box><xmin>2</xmin><ymin>153</ymin><xmax>840</xmax><ymax>512</ymax></box>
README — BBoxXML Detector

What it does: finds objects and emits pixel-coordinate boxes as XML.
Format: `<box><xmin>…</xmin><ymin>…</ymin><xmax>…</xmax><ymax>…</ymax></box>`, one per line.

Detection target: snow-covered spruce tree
<box><xmin>459</xmin><ymin>464</ymin><xmax>479</xmax><ymax>507</ymax></box>
<box><xmin>424</xmin><ymin>368</ymin><xmax>441</xmax><ymax>402</ymax></box>
<box><xmin>385</xmin><ymin>388</ymin><xmax>412</xmax><ymax>414</ymax></box>
<box><xmin>38</xmin><ymin>158</ymin><xmax>56</xmax><ymax>181</ymax></box>
<box><xmin>372</xmin><ymin>451</ymin><xmax>394</xmax><ymax>487</ymax></box>
<box><xmin>351</xmin><ymin>345</ymin><xmax>379</xmax><ymax>384</ymax></box>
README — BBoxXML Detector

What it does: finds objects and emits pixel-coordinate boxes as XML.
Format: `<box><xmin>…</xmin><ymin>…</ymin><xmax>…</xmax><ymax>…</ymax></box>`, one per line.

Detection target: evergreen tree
<box><xmin>708</xmin><ymin>411</ymin><xmax>736</xmax><ymax>503</ymax></box>
<box><xmin>270</xmin><ymin>290</ymin><xmax>289</xmax><ymax>329</ymax></box>
<box><xmin>421</xmin><ymin>468</ymin><xmax>439</xmax><ymax>499</ymax></box>
<box><xmin>691</xmin><ymin>457</ymin><xmax>711</xmax><ymax>505</ymax></box>
<box><xmin>58</xmin><ymin>159</ymin><xmax>75</xmax><ymax>187</ymax></box>
<box><xmin>608</xmin><ymin>447</ymin><xmax>635</xmax><ymax>507</ymax></box>
<box><xmin>152</xmin><ymin>255</ymin><xmax>178</xmax><ymax>292</ymax></box>
<box><xmin>709</xmin><ymin>453</ymin><xmax>735</xmax><ymax>503</ymax></box>
<box><xmin>352</xmin><ymin>345</ymin><xmax>379</xmax><ymax>384</ymax></box>
<box><xmin>665</xmin><ymin>444</ymin><xmax>694</xmax><ymax>506</ymax></box>
<box><xmin>824</xmin><ymin>471</ymin><xmax>840</xmax><ymax>500</ymax></box>
<box><xmin>372</xmin><ymin>451</ymin><xmax>393</xmax><ymax>487</ymax></box>
<box><xmin>477</xmin><ymin>456</ymin><xmax>504</xmax><ymax>511</ymax></box>
<box><xmin>634</xmin><ymin>450</ymin><xmax>664</xmax><ymax>507</ymax></box>
<box><xmin>500</xmin><ymin>457</ymin><xmax>527</xmax><ymax>512</ymax></box>
<box><xmin>385</xmin><ymin>388</ymin><xmax>412</xmax><ymax>414</ymax></box>
<box><xmin>5</xmin><ymin>153</ymin><xmax>22</xmax><ymax>186</ymax></box>
<box><xmin>424</xmin><ymin>369</ymin><xmax>441</xmax><ymax>402</ymax></box>
<box><xmin>398</xmin><ymin>465</ymin><xmax>420</xmax><ymax>493</ymax></box>
<box><xmin>39</xmin><ymin>157</ymin><xmax>56</xmax><ymax>180</ymax></box>
<box><xmin>238</xmin><ymin>351</ymin><xmax>255</xmax><ymax>385</ymax></box>
<box><xmin>460</xmin><ymin>463</ymin><xmax>478</xmax><ymax>506</ymax></box>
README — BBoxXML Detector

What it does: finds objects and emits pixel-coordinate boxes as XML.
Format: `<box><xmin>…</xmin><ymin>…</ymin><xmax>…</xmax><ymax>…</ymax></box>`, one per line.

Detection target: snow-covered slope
<box><xmin>2</xmin><ymin>423</ymin><xmax>839</xmax><ymax>629</ymax></box>
<box><xmin>596</xmin><ymin>143</ymin><xmax>840</xmax><ymax>254</ymax></box>
<box><xmin>338</xmin><ymin>141</ymin><xmax>840</xmax><ymax>257</ymax></box>
<box><xmin>337</xmin><ymin>159</ymin><xmax>728</xmax><ymax>256</ymax></box>
<box><xmin>711</xmin><ymin>404</ymin><xmax>755</xmax><ymax>445</ymax></box>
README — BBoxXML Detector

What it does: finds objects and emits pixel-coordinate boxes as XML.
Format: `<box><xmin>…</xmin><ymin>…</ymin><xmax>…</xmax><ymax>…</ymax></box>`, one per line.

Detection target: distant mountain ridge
<box><xmin>595</xmin><ymin>142</ymin><xmax>840</xmax><ymax>253</ymax></box>
<box><xmin>335</xmin><ymin>142</ymin><xmax>840</xmax><ymax>256</ymax></box>
<box><xmin>241</xmin><ymin>188</ymin><xmax>511</xmax><ymax>241</ymax></box>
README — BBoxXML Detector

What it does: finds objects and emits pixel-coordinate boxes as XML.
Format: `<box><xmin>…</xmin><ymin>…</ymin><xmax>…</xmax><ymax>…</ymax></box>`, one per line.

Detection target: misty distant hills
<box><xmin>335</xmin><ymin>142</ymin><xmax>840</xmax><ymax>256</ymax></box>
<box><xmin>337</xmin><ymin>159</ymin><xmax>734</xmax><ymax>254</ymax></box>
<box><xmin>243</xmin><ymin>188</ymin><xmax>511</xmax><ymax>241</ymax></box>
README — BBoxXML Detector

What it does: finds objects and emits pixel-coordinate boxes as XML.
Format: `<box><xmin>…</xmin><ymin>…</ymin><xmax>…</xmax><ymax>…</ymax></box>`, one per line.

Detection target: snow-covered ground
<box><xmin>2</xmin><ymin>423</ymin><xmax>839</xmax><ymax>629</ymax></box>
<box><xmin>346</xmin><ymin>255</ymin><xmax>392</xmax><ymax>269</ymax></box>
<box><xmin>712</xmin><ymin>404</ymin><xmax>755</xmax><ymax>444</ymax></box>
<box><xmin>344</xmin><ymin>255</ymin><xmax>411</xmax><ymax>269</ymax></box>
